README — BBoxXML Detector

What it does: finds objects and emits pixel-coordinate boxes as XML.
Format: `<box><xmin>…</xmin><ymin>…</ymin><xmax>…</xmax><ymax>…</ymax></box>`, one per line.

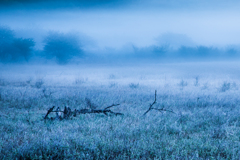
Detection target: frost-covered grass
<box><xmin>1</xmin><ymin>62</ymin><xmax>240</xmax><ymax>159</ymax></box>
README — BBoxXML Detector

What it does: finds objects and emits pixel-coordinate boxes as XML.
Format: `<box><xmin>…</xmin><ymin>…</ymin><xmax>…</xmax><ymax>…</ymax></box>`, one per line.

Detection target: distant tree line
<box><xmin>132</xmin><ymin>45</ymin><xmax>239</xmax><ymax>60</ymax></box>
<box><xmin>0</xmin><ymin>26</ymin><xmax>239</xmax><ymax>64</ymax></box>
<box><xmin>0</xmin><ymin>26</ymin><xmax>83</xmax><ymax>64</ymax></box>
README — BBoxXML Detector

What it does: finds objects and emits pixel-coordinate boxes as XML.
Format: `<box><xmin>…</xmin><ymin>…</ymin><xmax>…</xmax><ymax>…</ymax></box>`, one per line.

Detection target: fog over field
<box><xmin>1</xmin><ymin>0</ymin><xmax>240</xmax><ymax>159</ymax></box>
<box><xmin>1</xmin><ymin>0</ymin><xmax>240</xmax><ymax>63</ymax></box>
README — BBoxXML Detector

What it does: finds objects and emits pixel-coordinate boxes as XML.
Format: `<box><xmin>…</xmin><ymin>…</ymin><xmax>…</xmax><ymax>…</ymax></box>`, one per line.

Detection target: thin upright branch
<box><xmin>143</xmin><ymin>90</ymin><xmax>175</xmax><ymax>116</ymax></box>
<box><xmin>143</xmin><ymin>90</ymin><xmax>157</xmax><ymax>116</ymax></box>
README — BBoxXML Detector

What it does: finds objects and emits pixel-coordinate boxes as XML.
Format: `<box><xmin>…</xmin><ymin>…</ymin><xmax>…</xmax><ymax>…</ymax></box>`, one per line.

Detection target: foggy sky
<box><xmin>1</xmin><ymin>0</ymin><xmax>240</xmax><ymax>50</ymax></box>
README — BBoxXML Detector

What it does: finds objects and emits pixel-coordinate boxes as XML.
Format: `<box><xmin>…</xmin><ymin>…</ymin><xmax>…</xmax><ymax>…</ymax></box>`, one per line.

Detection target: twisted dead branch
<box><xmin>44</xmin><ymin>102</ymin><xmax>123</xmax><ymax>120</ymax></box>
<box><xmin>143</xmin><ymin>90</ymin><xmax>175</xmax><ymax>116</ymax></box>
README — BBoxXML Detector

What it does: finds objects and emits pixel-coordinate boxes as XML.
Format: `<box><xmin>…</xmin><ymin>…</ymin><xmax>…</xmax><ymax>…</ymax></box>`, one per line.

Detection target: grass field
<box><xmin>1</xmin><ymin>61</ymin><xmax>240</xmax><ymax>159</ymax></box>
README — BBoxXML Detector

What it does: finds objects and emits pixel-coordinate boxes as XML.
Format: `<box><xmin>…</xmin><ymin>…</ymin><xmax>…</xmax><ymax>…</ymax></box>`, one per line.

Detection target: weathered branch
<box><xmin>143</xmin><ymin>90</ymin><xmax>175</xmax><ymax>116</ymax></box>
<box><xmin>77</xmin><ymin>103</ymin><xmax>123</xmax><ymax>116</ymax></box>
<box><xmin>44</xmin><ymin>103</ymin><xmax>123</xmax><ymax>120</ymax></box>
<box><xmin>78</xmin><ymin>109</ymin><xmax>123</xmax><ymax>116</ymax></box>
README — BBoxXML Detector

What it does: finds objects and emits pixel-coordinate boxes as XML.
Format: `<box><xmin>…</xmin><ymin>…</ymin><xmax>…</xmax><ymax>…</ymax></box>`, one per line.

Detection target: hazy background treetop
<box><xmin>0</xmin><ymin>26</ymin><xmax>35</xmax><ymax>62</ymax></box>
<box><xmin>43</xmin><ymin>32</ymin><xmax>83</xmax><ymax>64</ymax></box>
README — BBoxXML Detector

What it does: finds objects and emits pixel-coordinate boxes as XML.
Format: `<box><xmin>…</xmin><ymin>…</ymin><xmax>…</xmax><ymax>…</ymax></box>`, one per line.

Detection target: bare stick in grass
<box><xmin>143</xmin><ymin>90</ymin><xmax>175</xmax><ymax>116</ymax></box>
<box><xmin>143</xmin><ymin>90</ymin><xmax>157</xmax><ymax>116</ymax></box>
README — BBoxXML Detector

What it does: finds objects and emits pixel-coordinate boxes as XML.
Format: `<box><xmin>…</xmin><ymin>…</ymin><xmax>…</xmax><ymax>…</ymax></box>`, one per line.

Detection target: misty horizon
<box><xmin>1</xmin><ymin>0</ymin><xmax>240</xmax><ymax>64</ymax></box>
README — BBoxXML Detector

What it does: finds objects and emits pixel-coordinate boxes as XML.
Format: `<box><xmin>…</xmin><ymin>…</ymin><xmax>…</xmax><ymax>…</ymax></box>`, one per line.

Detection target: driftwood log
<box><xmin>44</xmin><ymin>103</ymin><xmax>123</xmax><ymax>120</ymax></box>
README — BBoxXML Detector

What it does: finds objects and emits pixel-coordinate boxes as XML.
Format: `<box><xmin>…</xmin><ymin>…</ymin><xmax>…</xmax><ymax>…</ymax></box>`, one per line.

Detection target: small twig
<box><xmin>107</xmin><ymin>110</ymin><xmax>124</xmax><ymax>116</ymax></box>
<box><xmin>50</xmin><ymin>111</ymin><xmax>64</xmax><ymax>113</ymax></box>
<box><xmin>152</xmin><ymin>108</ymin><xmax>176</xmax><ymax>114</ymax></box>
<box><xmin>44</xmin><ymin>106</ymin><xmax>55</xmax><ymax>119</ymax></box>
<box><xmin>104</xmin><ymin>104</ymin><xmax>120</xmax><ymax>110</ymax></box>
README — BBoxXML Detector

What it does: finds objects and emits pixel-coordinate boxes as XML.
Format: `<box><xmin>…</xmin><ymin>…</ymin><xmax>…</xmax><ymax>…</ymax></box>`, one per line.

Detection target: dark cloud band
<box><xmin>0</xmin><ymin>0</ymin><xmax>134</xmax><ymax>9</ymax></box>
<box><xmin>0</xmin><ymin>0</ymin><xmax>239</xmax><ymax>10</ymax></box>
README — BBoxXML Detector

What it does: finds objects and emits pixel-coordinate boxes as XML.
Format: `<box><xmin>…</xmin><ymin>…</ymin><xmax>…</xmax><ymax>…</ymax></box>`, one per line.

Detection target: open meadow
<box><xmin>1</xmin><ymin>61</ymin><xmax>240</xmax><ymax>159</ymax></box>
